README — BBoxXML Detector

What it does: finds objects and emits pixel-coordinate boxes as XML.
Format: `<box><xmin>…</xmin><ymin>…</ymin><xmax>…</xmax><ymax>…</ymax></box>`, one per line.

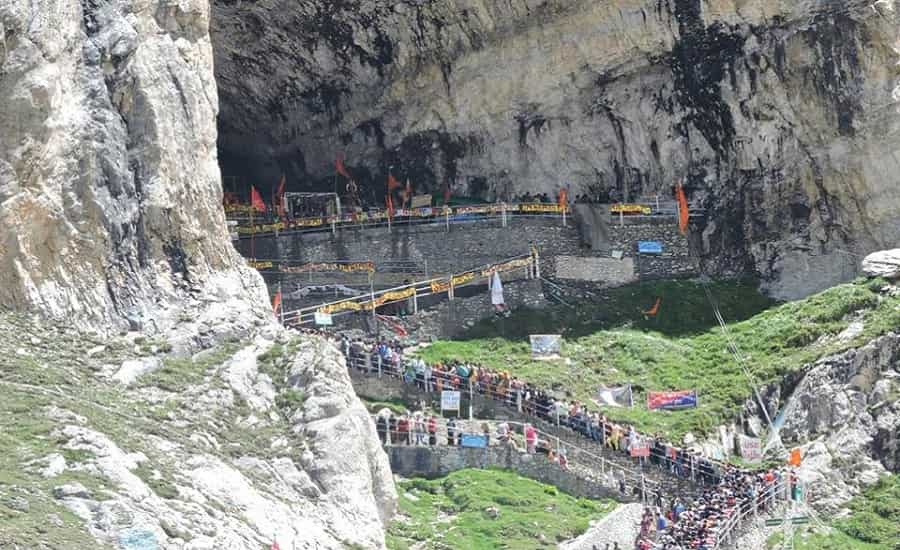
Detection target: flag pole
<box><xmin>250</xmin><ymin>193</ymin><xmax>255</xmax><ymax>260</ymax></box>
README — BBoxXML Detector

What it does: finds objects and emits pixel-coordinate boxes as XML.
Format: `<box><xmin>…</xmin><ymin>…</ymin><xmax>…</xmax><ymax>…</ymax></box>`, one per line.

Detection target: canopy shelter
<box><xmin>284</xmin><ymin>192</ymin><xmax>341</xmax><ymax>220</ymax></box>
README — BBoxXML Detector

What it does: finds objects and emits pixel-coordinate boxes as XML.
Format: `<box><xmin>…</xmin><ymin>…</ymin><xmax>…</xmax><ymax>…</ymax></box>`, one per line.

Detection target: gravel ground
<box><xmin>558</xmin><ymin>503</ymin><xmax>644</xmax><ymax>550</ymax></box>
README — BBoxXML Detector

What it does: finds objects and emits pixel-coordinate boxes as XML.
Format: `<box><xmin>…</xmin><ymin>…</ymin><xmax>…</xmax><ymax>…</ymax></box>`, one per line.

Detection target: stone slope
<box><xmin>0</xmin><ymin>0</ymin><xmax>266</xmax><ymax>330</ymax></box>
<box><xmin>0</xmin><ymin>314</ymin><xmax>396</xmax><ymax>549</ymax></box>
<box><xmin>212</xmin><ymin>0</ymin><xmax>900</xmax><ymax>298</ymax></box>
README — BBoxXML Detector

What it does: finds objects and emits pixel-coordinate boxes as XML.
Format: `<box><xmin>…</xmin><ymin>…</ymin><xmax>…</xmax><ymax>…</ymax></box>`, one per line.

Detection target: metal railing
<box><xmin>371</xmin><ymin>414</ymin><xmax>660</xmax><ymax>501</ymax></box>
<box><xmin>231</xmin><ymin>202</ymin><xmax>572</xmax><ymax>239</ymax></box>
<box><xmin>282</xmin><ymin>253</ymin><xmax>538</xmax><ymax>326</ymax></box>
<box><xmin>345</xmin><ymin>350</ymin><xmax>727</xmax><ymax>488</ymax></box>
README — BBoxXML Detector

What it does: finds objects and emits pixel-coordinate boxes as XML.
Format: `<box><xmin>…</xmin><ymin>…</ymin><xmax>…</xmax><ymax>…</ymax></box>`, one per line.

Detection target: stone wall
<box><xmin>558</xmin><ymin>211</ymin><xmax>698</xmax><ymax>284</ymax></box>
<box><xmin>239</xmin><ymin>217</ymin><xmax>582</xmax><ymax>277</ymax></box>
<box><xmin>385</xmin><ymin>445</ymin><xmax>629</xmax><ymax>502</ymax></box>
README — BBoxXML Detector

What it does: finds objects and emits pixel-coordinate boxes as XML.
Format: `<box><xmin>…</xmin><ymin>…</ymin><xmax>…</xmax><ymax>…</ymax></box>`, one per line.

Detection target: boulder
<box><xmin>861</xmin><ymin>249</ymin><xmax>900</xmax><ymax>278</ymax></box>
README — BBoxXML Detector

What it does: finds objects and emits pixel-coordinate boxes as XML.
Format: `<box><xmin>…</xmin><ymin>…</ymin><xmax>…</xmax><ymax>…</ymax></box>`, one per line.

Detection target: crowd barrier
<box><xmin>281</xmin><ymin>253</ymin><xmax>537</xmax><ymax>326</ymax></box>
<box><xmin>371</xmin><ymin>414</ymin><xmax>661</xmax><ymax>501</ymax></box>
<box><xmin>231</xmin><ymin>202</ymin><xmax>571</xmax><ymax>238</ymax></box>
<box><xmin>344</xmin><ymin>349</ymin><xmax>726</xmax><ymax>489</ymax></box>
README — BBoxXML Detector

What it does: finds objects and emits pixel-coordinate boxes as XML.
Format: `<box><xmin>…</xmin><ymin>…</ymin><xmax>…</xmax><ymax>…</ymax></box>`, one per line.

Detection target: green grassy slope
<box><xmin>418</xmin><ymin>278</ymin><xmax>900</xmax><ymax>438</ymax></box>
<box><xmin>386</xmin><ymin>468</ymin><xmax>616</xmax><ymax>550</ymax></box>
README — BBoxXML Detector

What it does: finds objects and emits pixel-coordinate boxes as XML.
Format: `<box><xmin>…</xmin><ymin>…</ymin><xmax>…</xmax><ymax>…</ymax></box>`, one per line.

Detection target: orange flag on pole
<box><xmin>386</xmin><ymin>193</ymin><xmax>395</xmax><ymax>218</ymax></box>
<box><xmin>251</xmin><ymin>186</ymin><xmax>266</xmax><ymax>212</ymax></box>
<box><xmin>272</xmin><ymin>291</ymin><xmax>282</xmax><ymax>317</ymax></box>
<box><xmin>274</xmin><ymin>175</ymin><xmax>286</xmax><ymax>217</ymax></box>
<box><xmin>643</xmin><ymin>297</ymin><xmax>661</xmax><ymax>316</ymax></box>
<box><xmin>336</xmin><ymin>155</ymin><xmax>351</xmax><ymax>179</ymax></box>
<box><xmin>387</xmin><ymin>174</ymin><xmax>402</xmax><ymax>192</ymax></box>
<box><xmin>676</xmin><ymin>183</ymin><xmax>689</xmax><ymax>234</ymax></box>
<box><xmin>558</xmin><ymin>188</ymin><xmax>568</xmax><ymax>209</ymax></box>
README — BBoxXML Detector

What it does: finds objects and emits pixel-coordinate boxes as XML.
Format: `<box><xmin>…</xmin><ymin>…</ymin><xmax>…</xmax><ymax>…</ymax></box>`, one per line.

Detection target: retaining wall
<box><xmin>385</xmin><ymin>445</ymin><xmax>630</xmax><ymax>501</ymax></box>
<box><xmin>239</xmin><ymin>217</ymin><xmax>582</xmax><ymax>278</ymax></box>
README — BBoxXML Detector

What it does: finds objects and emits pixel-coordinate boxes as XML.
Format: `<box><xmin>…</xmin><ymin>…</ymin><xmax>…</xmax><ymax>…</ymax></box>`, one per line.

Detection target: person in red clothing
<box><xmin>427</xmin><ymin>415</ymin><xmax>437</xmax><ymax>446</ymax></box>
<box><xmin>397</xmin><ymin>414</ymin><xmax>410</xmax><ymax>445</ymax></box>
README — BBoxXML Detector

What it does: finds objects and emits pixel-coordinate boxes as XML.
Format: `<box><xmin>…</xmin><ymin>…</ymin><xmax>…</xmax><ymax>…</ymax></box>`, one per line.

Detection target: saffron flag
<box><xmin>676</xmin><ymin>183</ymin><xmax>689</xmax><ymax>234</ymax></box>
<box><xmin>403</xmin><ymin>179</ymin><xmax>412</xmax><ymax>208</ymax></box>
<box><xmin>272</xmin><ymin>291</ymin><xmax>282</xmax><ymax>317</ymax></box>
<box><xmin>386</xmin><ymin>193</ymin><xmax>394</xmax><ymax>218</ymax></box>
<box><xmin>643</xmin><ymin>297</ymin><xmax>661</xmax><ymax>316</ymax></box>
<box><xmin>251</xmin><ymin>186</ymin><xmax>266</xmax><ymax>212</ymax></box>
<box><xmin>387</xmin><ymin>174</ymin><xmax>402</xmax><ymax>191</ymax></box>
<box><xmin>558</xmin><ymin>188</ymin><xmax>568</xmax><ymax>209</ymax></box>
<box><xmin>336</xmin><ymin>155</ymin><xmax>351</xmax><ymax>179</ymax></box>
<box><xmin>443</xmin><ymin>182</ymin><xmax>451</xmax><ymax>205</ymax></box>
<box><xmin>789</xmin><ymin>448</ymin><xmax>802</xmax><ymax>467</ymax></box>
<box><xmin>274</xmin><ymin>174</ymin><xmax>286</xmax><ymax>217</ymax></box>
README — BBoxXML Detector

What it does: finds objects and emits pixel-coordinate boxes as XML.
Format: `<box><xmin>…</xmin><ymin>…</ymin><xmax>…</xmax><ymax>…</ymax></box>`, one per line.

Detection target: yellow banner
<box><xmin>283</xmin><ymin>261</ymin><xmax>375</xmax><ymax>274</ymax></box>
<box><xmin>249</xmin><ymin>261</ymin><xmax>274</xmax><ymax>270</ymax></box>
<box><xmin>519</xmin><ymin>203</ymin><xmax>565</xmax><ymax>213</ymax></box>
<box><xmin>610</xmin><ymin>204</ymin><xmax>651</xmax><ymax>215</ymax></box>
<box><xmin>320</xmin><ymin>286</ymin><xmax>417</xmax><ymax>314</ymax></box>
<box><xmin>430</xmin><ymin>271</ymin><xmax>479</xmax><ymax>293</ymax></box>
<box><xmin>482</xmin><ymin>256</ymin><xmax>532</xmax><ymax>276</ymax></box>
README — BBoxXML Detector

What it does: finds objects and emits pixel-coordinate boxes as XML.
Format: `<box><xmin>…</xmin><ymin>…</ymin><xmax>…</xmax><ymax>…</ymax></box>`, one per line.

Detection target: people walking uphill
<box><xmin>376</xmin><ymin>414</ymin><xmax>389</xmax><ymax>445</ymax></box>
<box><xmin>447</xmin><ymin>417</ymin><xmax>458</xmax><ymax>446</ymax></box>
<box><xmin>397</xmin><ymin>414</ymin><xmax>410</xmax><ymax>445</ymax></box>
<box><xmin>427</xmin><ymin>415</ymin><xmax>437</xmax><ymax>446</ymax></box>
<box><xmin>524</xmin><ymin>423</ymin><xmax>537</xmax><ymax>454</ymax></box>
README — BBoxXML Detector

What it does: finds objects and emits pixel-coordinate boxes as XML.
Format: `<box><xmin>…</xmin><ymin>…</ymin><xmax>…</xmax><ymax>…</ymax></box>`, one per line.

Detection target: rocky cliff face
<box><xmin>0</xmin><ymin>316</ymin><xmax>396</xmax><ymax>549</ymax></box>
<box><xmin>212</xmin><ymin>0</ymin><xmax>900</xmax><ymax>298</ymax></box>
<box><xmin>1</xmin><ymin>0</ymin><xmax>266</xmax><ymax>330</ymax></box>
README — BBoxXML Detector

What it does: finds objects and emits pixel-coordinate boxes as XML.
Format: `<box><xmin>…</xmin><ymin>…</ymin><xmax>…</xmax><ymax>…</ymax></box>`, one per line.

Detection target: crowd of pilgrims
<box><xmin>337</xmin><ymin>334</ymin><xmax>796</xmax><ymax>550</ymax></box>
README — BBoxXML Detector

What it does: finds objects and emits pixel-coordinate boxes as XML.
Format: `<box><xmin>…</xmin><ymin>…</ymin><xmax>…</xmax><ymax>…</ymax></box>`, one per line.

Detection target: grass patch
<box><xmin>417</xmin><ymin>278</ymin><xmax>900</xmax><ymax>438</ymax></box>
<box><xmin>386</xmin><ymin>468</ymin><xmax>615</xmax><ymax>550</ymax></box>
<box><xmin>140</xmin><ymin>343</ymin><xmax>239</xmax><ymax>391</ymax></box>
<box><xmin>132</xmin><ymin>464</ymin><xmax>179</xmax><ymax>500</ymax></box>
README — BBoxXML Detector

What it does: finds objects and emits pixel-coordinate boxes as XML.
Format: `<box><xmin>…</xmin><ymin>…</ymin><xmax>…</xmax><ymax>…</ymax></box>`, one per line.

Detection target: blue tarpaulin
<box><xmin>460</xmin><ymin>434</ymin><xmax>488</xmax><ymax>448</ymax></box>
<box><xmin>638</xmin><ymin>241</ymin><xmax>663</xmax><ymax>254</ymax></box>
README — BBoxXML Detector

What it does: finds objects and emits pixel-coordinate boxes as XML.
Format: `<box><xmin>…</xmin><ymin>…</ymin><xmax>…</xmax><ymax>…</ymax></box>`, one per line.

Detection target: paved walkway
<box><xmin>558</xmin><ymin>503</ymin><xmax>644</xmax><ymax>550</ymax></box>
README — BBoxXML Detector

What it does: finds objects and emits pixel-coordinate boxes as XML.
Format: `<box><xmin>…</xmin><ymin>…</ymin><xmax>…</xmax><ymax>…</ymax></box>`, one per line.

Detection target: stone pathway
<box><xmin>558</xmin><ymin>502</ymin><xmax>644</xmax><ymax>550</ymax></box>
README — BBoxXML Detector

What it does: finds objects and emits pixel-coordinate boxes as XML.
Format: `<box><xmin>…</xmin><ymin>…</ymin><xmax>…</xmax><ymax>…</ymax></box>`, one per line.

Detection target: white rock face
<box><xmin>48</xmin><ymin>334</ymin><xmax>397</xmax><ymax>549</ymax></box>
<box><xmin>776</xmin><ymin>332</ymin><xmax>900</xmax><ymax>512</ymax></box>
<box><xmin>861</xmin><ymin>249</ymin><xmax>900</xmax><ymax>278</ymax></box>
<box><xmin>212</xmin><ymin>0</ymin><xmax>900</xmax><ymax>299</ymax></box>
<box><xmin>0</xmin><ymin>0</ymin><xmax>268</xmax><ymax>330</ymax></box>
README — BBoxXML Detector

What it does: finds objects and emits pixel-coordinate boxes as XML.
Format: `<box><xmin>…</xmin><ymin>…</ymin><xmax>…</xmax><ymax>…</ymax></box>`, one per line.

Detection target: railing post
<box><xmin>445</xmin><ymin>206</ymin><xmax>450</xmax><ymax>232</ymax></box>
<box><xmin>412</xmin><ymin>287</ymin><xmax>418</xmax><ymax>314</ymax></box>
<box><xmin>501</xmin><ymin>203</ymin><xmax>507</xmax><ymax>228</ymax></box>
<box><xmin>377</xmin><ymin>353</ymin><xmax>382</xmax><ymax>377</ymax></box>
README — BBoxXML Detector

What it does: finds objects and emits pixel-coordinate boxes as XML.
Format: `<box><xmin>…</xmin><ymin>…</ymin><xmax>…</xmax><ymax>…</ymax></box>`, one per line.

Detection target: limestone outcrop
<box><xmin>748</xmin><ymin>330</ymin><xmax>900</xmax><ymax>513</ymax></box>
<box><xmin>0</xmin><ymin>314</ymin><xmax>397</xmax><ymax>549</ymax></box>
<box><xmin>212</xmin><ymin>0</ymin><xmax>900</xmax><ymax>299</ymax></box>
<box><xmin>862</xmin><ymin>248</ymin><xmax>900</xmax><ymax>279</ymax></box>
<box><xmin>0</xmin><ymin>0</ymin><xmax>267</xmax><ymax>331</ymax></box>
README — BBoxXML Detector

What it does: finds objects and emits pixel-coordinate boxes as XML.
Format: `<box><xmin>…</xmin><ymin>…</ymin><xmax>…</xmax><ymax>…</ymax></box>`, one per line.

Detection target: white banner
<box><xmin>595</xmin><ymin>385</ymin><xmax>633</xmax><ymax>408</ymax></box>
<box><xmin>441</xmin><ymin>390</ymin><xmax>461</xmax><ymax>411</ymax></box>
<box><xmin>314</xmin><ymin>311</ymin><xmax>333</xmax><ymax>326</ymax></box>
<box><xmin>739</xmin><ymin>434</ymin><xmax>762</xmax><ymax>462</ymax></box>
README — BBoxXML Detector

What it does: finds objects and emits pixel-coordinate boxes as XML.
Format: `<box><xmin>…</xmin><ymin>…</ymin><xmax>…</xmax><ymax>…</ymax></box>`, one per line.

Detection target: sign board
<box><xmin>314</xmin><ymin>311</ymin><xmax>333</xmax><ymax>326</ymax></box>
<box><xmin>638</xmin><ymin>241</ymin><xmax>663</xmax><ymax>254</ymax></box>
<box><xmin>647</xmin><ymin>390</ymin><xmax>698</xmax><ymax>410</ymax></box>
<box><xmin>460</xmin><ymin>434</ymin><xmax>488</xmax><ymax>448</ymax></box>
<box><xmin>610</xmin><ymin>203</ymin><xmax>652</xmax><ymax>215</ymax></box>
<box><xmin>739</xmin><ymin>435</ymin><xmax>762</xmax><ymax>462</ymax></box>
<box><xmin>441</xmin><ymin>391</ymin><xmax>461</xmax><ymax>412</ymax></box>
<box><xmin>630</xmin><ymin>445</ymin><xmax>650</xmax><ymax>458</ymax></box>
<box><xmin>530</xmin><ymin>334</ymin><xmax>562</xmax><ymax>358</ymax></box>
<box><xmin>410</xmin><ymin>194</ymin><xmax>433</xmax><ymax>208</ymax></box>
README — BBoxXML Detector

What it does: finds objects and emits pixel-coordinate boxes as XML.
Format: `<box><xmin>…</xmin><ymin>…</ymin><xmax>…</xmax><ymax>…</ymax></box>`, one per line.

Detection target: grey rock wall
<box><xmin>212</xmin><ymin>0</ymin><xmax>900</xmax><ymax>299</ymax></box>
<box><xmin>0</xmin><ymin>0</ymin><xmax>267</xmax><ymax>331</ymax></box>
